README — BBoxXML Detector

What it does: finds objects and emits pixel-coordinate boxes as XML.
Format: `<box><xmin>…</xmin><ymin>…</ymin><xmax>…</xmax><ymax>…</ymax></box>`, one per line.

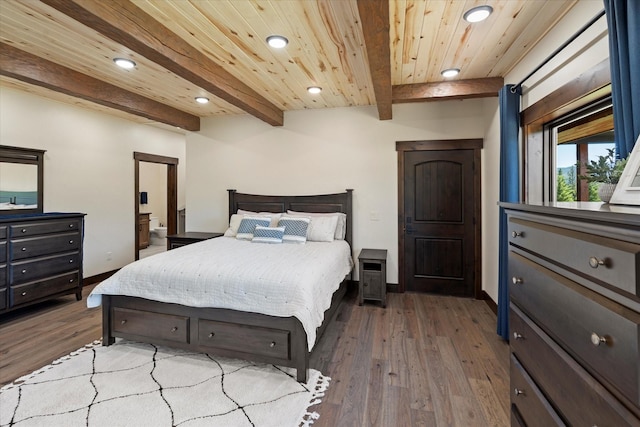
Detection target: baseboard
<box><xmin>83</xmin><ymin>269</ymin><xmax>119</xmax><ymax>287</ymax></box>
<box><xmin>480</xmin><ymin>290</ymin><xmax>498</xmax><ymax>315</ymax></box>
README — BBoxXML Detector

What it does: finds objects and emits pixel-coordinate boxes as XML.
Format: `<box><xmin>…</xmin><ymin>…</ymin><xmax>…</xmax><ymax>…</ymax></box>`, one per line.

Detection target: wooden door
<box><xmin>398</xmin><ymin>140</ymin><xmax>481</xmax><ymax>297</ymax></box>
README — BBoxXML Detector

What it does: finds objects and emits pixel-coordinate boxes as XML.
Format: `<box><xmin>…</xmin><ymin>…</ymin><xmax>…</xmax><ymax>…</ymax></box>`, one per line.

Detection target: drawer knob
<box><xmin>69</xmin><ymin>240</ymin><xmax>74</xmax><ymax>244</ymax></box>
<box><xmin>269</xmin><ymin>342</ymin><xmax>276</xmax><ymax>348</ymax></box>
<box><xmin>69</xmin><ymin>278</ymin><xmax>74</xmax><ymax>283</ymax></box>
<box><xmin>21</xmin><ymin>228</ymin><xmax>27</xmax><ymax>233</ymax></box>
<box><xmin>21</xmin><ymin>269</ymin><xmax>26</xmax><ymax>274</ymax></box>
<box><xmin>21</xmin><ymin>247</ymin><xmax>26</xmax><ymax>251</ymax></box>
<box><xmin>21</xmin><ymin>291</ymin><xmax>27</xmax><ymax>296</ymax></box>
<box><xmin>69</xmin><ymin>224</ymin><xmax>74</xmax><ymax>228</ymax></box>
<box><xmin>511</xmin><ymin>277</ymin><xmax>523</xmax><ymax>285</ymax></box>
<box><xmin>171</xmin><ymin>327</ymin><xmax>178</xmax><ymax>333</ymax></box>
<box><xmin>513</xmin><ymin>332</ymin><xmax>523</xmax><ymax>340</ymax></box>
<box><xmin>590</xmin><ymin>332</ymin><xmax>608</xmax><ymax>346</ymax></box>
<box><xmin>208</xmin><ymin>332</ymin><xmax>215</xmax><ymax>338</ymax></box>
<box><xmin>511</xmin><ymin>231</ymin><xmax>523</xmax><ymax>238</ymax></box>
<box><xmin>514</xmin><ymin>388</ymin><xmax>524</xmax><ymax>396</ymax></box>
<box><xmin>588</xmin><ymin>256</ymin><xmax>606</xmax><ymax>269</ymax></box>
<box><xmin>121</xmin><ymin>320</ymin><xmax>127</xmax><ymax>325</ymax></box>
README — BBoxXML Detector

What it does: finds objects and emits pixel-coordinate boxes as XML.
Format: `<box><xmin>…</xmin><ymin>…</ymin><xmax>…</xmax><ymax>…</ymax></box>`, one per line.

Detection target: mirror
<box><xmin>0</xmin><ymin>145</ymin><xmax>45</xmax><ymax>214</ymax></box>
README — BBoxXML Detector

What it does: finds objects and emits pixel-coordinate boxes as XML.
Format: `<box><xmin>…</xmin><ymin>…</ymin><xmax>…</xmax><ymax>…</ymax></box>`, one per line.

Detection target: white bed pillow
<box><xmin>287</xmin><ymin>210</ymin><xmax>346</xmax><ymax>240</ymax></box>
<box><xmin>235</xmin><ymin>216</ymin><xmax>271</xmax><ymax>240</ymax></box>
<box><xmin>224</xmin><ymin>213</ymin><xmax>244</xmax><ymax>237</ymax></box>
<box><xmin>277</xmin><ymin>217</ymin><xmax>310</xmax><ymax>243</ymax></box>
<box><xmin>237</xmin><ymin>209</ymin><xmax>282</xmax><ymax>226</ymax></box>
<box><xmin>282</xmin><ymin>213</ymin><xmax>337</xmax><ymax>242</ymax></box>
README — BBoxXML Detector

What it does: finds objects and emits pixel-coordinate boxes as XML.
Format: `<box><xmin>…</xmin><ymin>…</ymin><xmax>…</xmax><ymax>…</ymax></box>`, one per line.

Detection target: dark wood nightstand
<box><xmin>358</xmin><ymin>249</ymin><xmax>387</xmax><ymax>307</ymax></box>
<box><xmin>166</xmin><ymin>232</ymin><xmax>223</xmax><ymax>250</ymax></box>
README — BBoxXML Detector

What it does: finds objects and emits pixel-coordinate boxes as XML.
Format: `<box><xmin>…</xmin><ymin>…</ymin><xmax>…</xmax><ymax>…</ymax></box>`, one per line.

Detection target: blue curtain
<box><xmin>497</xmin><ymin>85</ymin><xmax>521</xmax><ymax>341</ymax></box>
<box><xmin>604</xmin><ymin>0</ymin><xmax>640</xmax><ymax>158</ymax></box>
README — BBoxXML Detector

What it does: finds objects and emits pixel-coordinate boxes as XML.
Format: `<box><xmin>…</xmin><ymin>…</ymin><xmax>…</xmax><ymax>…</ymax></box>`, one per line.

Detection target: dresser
<box><xmin>0</xmin><ymin>213</ymin><xmax>85</xmax><ymax>314</ymax></box>
<box><xmin>501</xmin><ymin>202</ymin><xmax>640</xmax><ymax>426</ymax></box>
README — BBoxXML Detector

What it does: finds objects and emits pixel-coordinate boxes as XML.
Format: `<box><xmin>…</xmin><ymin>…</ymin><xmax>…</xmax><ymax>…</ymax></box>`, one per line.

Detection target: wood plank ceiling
<box><xmin>0</xmin><ymin>0</ymin><xmax>578</xmax><ymax>131</ymax></box>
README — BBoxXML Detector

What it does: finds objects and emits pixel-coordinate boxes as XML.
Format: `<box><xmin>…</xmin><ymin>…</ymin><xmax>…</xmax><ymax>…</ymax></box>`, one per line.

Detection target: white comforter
<box><xmin>88</xmin><ymin>237</ymin><xmax>353</xmax><ymax>350</ymax></box>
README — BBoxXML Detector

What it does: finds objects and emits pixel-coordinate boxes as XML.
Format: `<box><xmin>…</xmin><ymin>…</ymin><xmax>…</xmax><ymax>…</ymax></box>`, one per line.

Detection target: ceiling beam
<box><xmin>357</xmin><ymin>0</ymin><xmax>392</xmax><ymax>120</ymax></box>
<box><xmin>41</xmin><ymin>0</ymin><xmax>284</xmax><ymax>127</ymax></box>
<box><xmin>0</xmin><ymin>42</ymin><xmax>200</xmax><ymax>131</ymax></box>
<box><xmin>393</xmin><ymin>77</ymin><xmax>504</xmax><ymax>103</ymax></box>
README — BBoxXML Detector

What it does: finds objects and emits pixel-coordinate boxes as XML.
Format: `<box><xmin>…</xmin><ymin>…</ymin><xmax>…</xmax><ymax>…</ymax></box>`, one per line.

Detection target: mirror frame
<box><xmin>0</xmin><ymin>145</ymin><xmax>45</xmax><ymax>215</ymax></box>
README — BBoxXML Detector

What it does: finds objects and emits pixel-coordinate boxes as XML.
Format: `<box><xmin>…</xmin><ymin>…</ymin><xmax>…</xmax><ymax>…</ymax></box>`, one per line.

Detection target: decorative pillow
<box><xmin>224</xmin><ymin>213</ymin><xmax>244</xmax><ymax>237</ymax></box>
<box><xmin>277</xmin><ymin>217</ymin><xmax>310</xmax><ymax>243</ymax></box>
<box><xmin>237</xmin><ymin>209</ymin><xmax>282</xmax><ymax>226</ymax></box>
<box><xmin>252</xmin><ymin>225</ymin><xmax>285</xmax><ymax>243</ymax></box>
<box><xmin>287</xmin><ymin>211</ymin><xmax>346</xmax><ymax>240</ymax></box>
<box><xmin>235</xmin><ymin>216</ymin><xmax>271</xmax><ymax>240</ymax></box>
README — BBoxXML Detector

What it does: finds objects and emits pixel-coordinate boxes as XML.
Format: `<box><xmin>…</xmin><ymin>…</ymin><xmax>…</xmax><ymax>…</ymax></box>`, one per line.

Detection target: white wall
<box><xmin>186</xmin><ymin>100</ymin><xmax>487</xmax><ymax>284</ymax></box>
<box><xmin>0</xmin><ymin>87</ymin><xmax>186</xmax><ymax>277</ymax></box>
<box><xmin>481</xmin><ymin>0</ymin><xmax>609</xmax><ymax>302</ymax></box>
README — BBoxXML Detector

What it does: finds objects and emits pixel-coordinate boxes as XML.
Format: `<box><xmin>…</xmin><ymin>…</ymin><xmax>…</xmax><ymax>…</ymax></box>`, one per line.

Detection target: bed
<box><xmin>88</xmin><ymin>189</ymin><xmax>353</xmax><ymax>382</ymax></box>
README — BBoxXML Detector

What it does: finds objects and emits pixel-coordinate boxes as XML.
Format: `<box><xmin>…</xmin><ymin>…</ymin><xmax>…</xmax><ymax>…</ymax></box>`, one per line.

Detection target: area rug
<box><xmin>0</xmin><ymin>340</ymin><xmax>330</xmax><ymax>427</ymax></box>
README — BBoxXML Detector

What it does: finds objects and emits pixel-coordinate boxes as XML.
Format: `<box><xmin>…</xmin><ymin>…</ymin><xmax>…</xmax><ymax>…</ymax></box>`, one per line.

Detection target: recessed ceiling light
<box><xmin>113</xmin><ymin>58</ymin><xmax>136</xmax><ymax>69</ymax></box>
<box><xmin>266</xmin><ymin>35</ymin><xmax>288</xmax><ymax>49</ymax></box>
<box><xmin>441</xmin><ymin>68</ymin><xmax>460</xmax><ymax>78</ymax></box>
<box><xmin>195</xmin><ymin>97</ymin><xmax>209</xmax><ymax>104</ymax></box>
<box><xmin>307</xmin><ymin>86</ymin><xmax>322</xmax><ymax>94</ymax></box>
<box><xmin>463</xmin><ymin>5</ymin><xmax>493</xmax><ymax>23</ymax></box>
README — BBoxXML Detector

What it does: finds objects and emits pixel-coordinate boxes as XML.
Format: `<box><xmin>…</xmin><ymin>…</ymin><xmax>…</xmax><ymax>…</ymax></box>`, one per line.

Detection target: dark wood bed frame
<box><xmin>102</xmin><ymin>189</ymin><xmax>353</xmax><ymax>382</ymax></box>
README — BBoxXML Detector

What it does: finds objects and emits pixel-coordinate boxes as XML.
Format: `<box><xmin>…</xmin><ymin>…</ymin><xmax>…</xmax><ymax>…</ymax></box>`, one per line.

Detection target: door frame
<box><xmin>134</xmin><ymin>152</ymin><xmax>179</xmax><ymax>260</ymax></box>
<box><xmin>396</xmin><ymin>139</ymin><xmax>483</xmax><ymax>297</ymax></box>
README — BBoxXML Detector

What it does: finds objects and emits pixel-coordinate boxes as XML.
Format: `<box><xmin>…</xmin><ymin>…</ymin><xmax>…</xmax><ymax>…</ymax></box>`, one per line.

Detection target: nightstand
<box><xmin>166</xmin><ymin>232</ymin><xmax>223</xmax><ymax>250</ymax></box>
<box><xmin>358</xmin><ymin>249</ymin><xmax>387</xmax><ymax>307</ymax></box>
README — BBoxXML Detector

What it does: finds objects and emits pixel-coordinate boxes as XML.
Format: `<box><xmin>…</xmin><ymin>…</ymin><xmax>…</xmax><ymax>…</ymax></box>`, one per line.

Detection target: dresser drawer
<box><xmin>0</xmin><ymin>264</ymin><xmax>5</xmax><ymax>287</ymax></box>
<box><xmin>0</xmin><ymin>241</ymin><xmax>5</xmax><ymax>260</ymax></box>
<box><xmin>11</xmin><ymin>252</ymin><xmax>80</xmax><ymax>285</ymax></box>
<box><xmin>10</xmin><ymin>271</ymin><xmax>79</xmax><ymax>306</ymax></box>
<box><xmin>0</xmin><ymin>226</ymin><xmax>6</xmax><ymax>239</ymax></box>
<box><xmin>11</xmin><ymin>232</ymin><xmax>80</xmax><ymax>260</ymax></box>
<box><xmin>198</xmin><ymin>319</ymin><xmax>290</xmax><ymax>360</ymax></box>
<box><xmin>112</xmin><ymin>307</ymin><xmax>189</xmax><ymax>343</ymax></box>
<box><xmin>0</xmin><ymin>287</ymin><xmax>6</xmax><ymax>311</ymax></box>
<box><xmin>10</xmin><ymin>218</ymin><xmax>82</xmax><ymax>237</ymax></box>
<box><xmin>510</xmin><ymin>251</ymin><xmax>640</xmax><ymax>405</ymax></box>
<box><xmin>509</xmin><ymin>217</ymin><xmax>640</xmax><ymax>296</ymax></box>
<box><xmin>510</xmin><ymin>354</ymin><xmax>566</xmax><ymax>426</ymax></box>
<box><xmin>510</xmin><ymin>304</ymin><xmax>640</xmax><ymax>426</ymax></box>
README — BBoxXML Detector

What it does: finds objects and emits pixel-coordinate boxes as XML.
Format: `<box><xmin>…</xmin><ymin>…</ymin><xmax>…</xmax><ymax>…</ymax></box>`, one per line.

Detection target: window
<box><xmin>546</xmin><ymin>98</ymin><xmax>614</xmax><ymax>202</ymax></box>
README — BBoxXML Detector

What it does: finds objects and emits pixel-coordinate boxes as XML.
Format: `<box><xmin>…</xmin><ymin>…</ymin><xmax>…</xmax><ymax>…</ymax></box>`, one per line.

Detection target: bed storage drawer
<box><xmin>112</xmin><ymin>307</ymin><xmax>189</xmax><ymax>343</ymax></box>
<box><xmin>508</xmin><ymin>217</ymin><xmax>640</xmax><ymax>296</ymax></box>
<box><xmin>510</xmin><ymin>251</ymin><xmax>640</xmax><ymax>405</ymax></box>
<box><xmin>510</xmin><ymin>354</ymin><xmax>565</xmax><ymax>426</ymax></box>
<box><xmin>198</xmin><ymin>319</ymin><xmax>290</xmax><ymax>360</ymax></box>
<box><xmin>10</xmin><ymin>271</ymin><xmax>79</xmax><ymax>306</ymax></box>
<box><xmin>11</xmin><ymin>232</ymin><xmax>80</xmax><ymax>260</ymax></box>
<box><xmin>510</xmin><ymin>304</ymin><xmax>638</xmax><ymax>426</ymax></box>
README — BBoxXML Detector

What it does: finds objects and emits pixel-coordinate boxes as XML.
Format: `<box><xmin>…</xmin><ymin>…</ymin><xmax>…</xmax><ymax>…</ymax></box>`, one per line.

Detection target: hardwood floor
<box><xmin>0</xmin><ymin>285</ymin><xmax>509</xmax><ymax>426</ymax></box>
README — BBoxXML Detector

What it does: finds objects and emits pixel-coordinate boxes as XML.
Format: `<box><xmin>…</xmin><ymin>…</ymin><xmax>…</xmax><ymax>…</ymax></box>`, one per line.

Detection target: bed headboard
<box><xmin>228</xmin><ymin>189</ymin><xmax>353</xmax><ymax>247</ymax></box>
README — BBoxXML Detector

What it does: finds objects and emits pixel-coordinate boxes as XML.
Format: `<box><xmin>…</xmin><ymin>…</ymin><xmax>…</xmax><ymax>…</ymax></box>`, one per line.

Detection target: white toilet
<box><xmin>149</xmin><ymin>216</ymin><xmax>168</xmax><ymax>246</ymax></box>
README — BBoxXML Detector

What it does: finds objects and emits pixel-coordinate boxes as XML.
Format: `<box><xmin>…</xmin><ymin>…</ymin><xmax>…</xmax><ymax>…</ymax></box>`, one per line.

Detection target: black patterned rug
<box><xmin>0</xmin><ymin>340</ymin><xmax>329</xmax><ymax>427</ymax></box>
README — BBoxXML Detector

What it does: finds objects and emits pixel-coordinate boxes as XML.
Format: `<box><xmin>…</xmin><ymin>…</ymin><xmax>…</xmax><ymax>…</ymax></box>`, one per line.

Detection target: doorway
<box><xmin>397</xmin><ymin>139</ymin><xmax>482</xmax><ymax>297</ymax></box>
<box><xmin>133</xmin><ymin>152</ymin><xmax>178</xmax><ymax>260</ymax></box>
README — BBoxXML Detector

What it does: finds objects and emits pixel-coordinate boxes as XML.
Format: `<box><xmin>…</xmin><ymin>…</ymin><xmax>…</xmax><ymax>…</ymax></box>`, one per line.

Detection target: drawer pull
<box><xmin>269</xmin><ymin>342</ymin><xmax>276</xmax><ymax>348</ymax></box>
<box><xmin>69</xmin><ymin>224</ymin><xmax>74</xmax><ymax>228</ymax></box>
<box><xmin>590</xmin><ymin>332</ymin><xmax>608</xmax><ymax>346</ymax></box>
<box><xmin>208</xmin><ymin>332</ymin><xmax>215</xmax><ymax>338</ymax></box>
<box><xmin>21</xmin><ymin>269</ymin><xmax>26</xmax><ymax>274</ymax></box>
<box><xmin>69</xmin><ymin>279</ymin><xmax>74</xmax><ymax>283</ymax></box>
<box><xmin>121</xmin><ymin>320</ymin><xmax>127</xmax><ymax>325</ymax></box>
<box><xmin>511</xmin><ymin>231</ymin><xmax>524</xmax><ymax>238</ymax></box>
<box><xmin>21</xmin><ymin>228</ymin><xmax>27</xmax><ymax>233</ymax></box>
<box><xmin>171</xmin><ymin>327</ymin><xmax>178</xmax><ymax>333</ymax></box>
<box><xmin>21</xmin><ymin>247</ymin><xmax>26</xmax><ymax>251</ymax></box>
<box><xmin>21</xmin><ymin>291</ymin><xmax>27</xmax><ymax>296</ymax></box>
<box><xmin>512</xmin><ymin>332</ymin><xmax>523</xmax><ymax>340</ymax></box>
<box><xmin>69</xmin><ymin>240</ymin><xmax>74</xmax><ymax>244</ymax></box>
<box><xmin>511</xmin><ymin>277</ymin><xmax>523</xmax><ymax>285</ymax></box>
<box><xmin>588</xmin><ymin>256</ymin><xmax>606</xmax><ymax>269</ymax></box>
<box><xmin>69</xmin><ymin>259</ymin><xmax>74</xmax><ymax>263</ymax></box>
<box><xmin>514</xmin><ymin>388</ymin><xmax>524</xmax><ymax>396</ymax></box>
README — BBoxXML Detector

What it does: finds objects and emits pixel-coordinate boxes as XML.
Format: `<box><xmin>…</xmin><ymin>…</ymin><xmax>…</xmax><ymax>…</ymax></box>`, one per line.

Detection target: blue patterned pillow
<box><xmin>252</xmin><ymin>225</ymin><xmax>285</xmax><ymax>243</ymax></box>
<box><xmin>236</xmin><ymin>217</ymin><xmax>271</xmax><ymax>240</ymax></box>
<box><xmin>277</xmin><ymin>217</ymin><xmax>310</xmax><ymax>243</ymax></box>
